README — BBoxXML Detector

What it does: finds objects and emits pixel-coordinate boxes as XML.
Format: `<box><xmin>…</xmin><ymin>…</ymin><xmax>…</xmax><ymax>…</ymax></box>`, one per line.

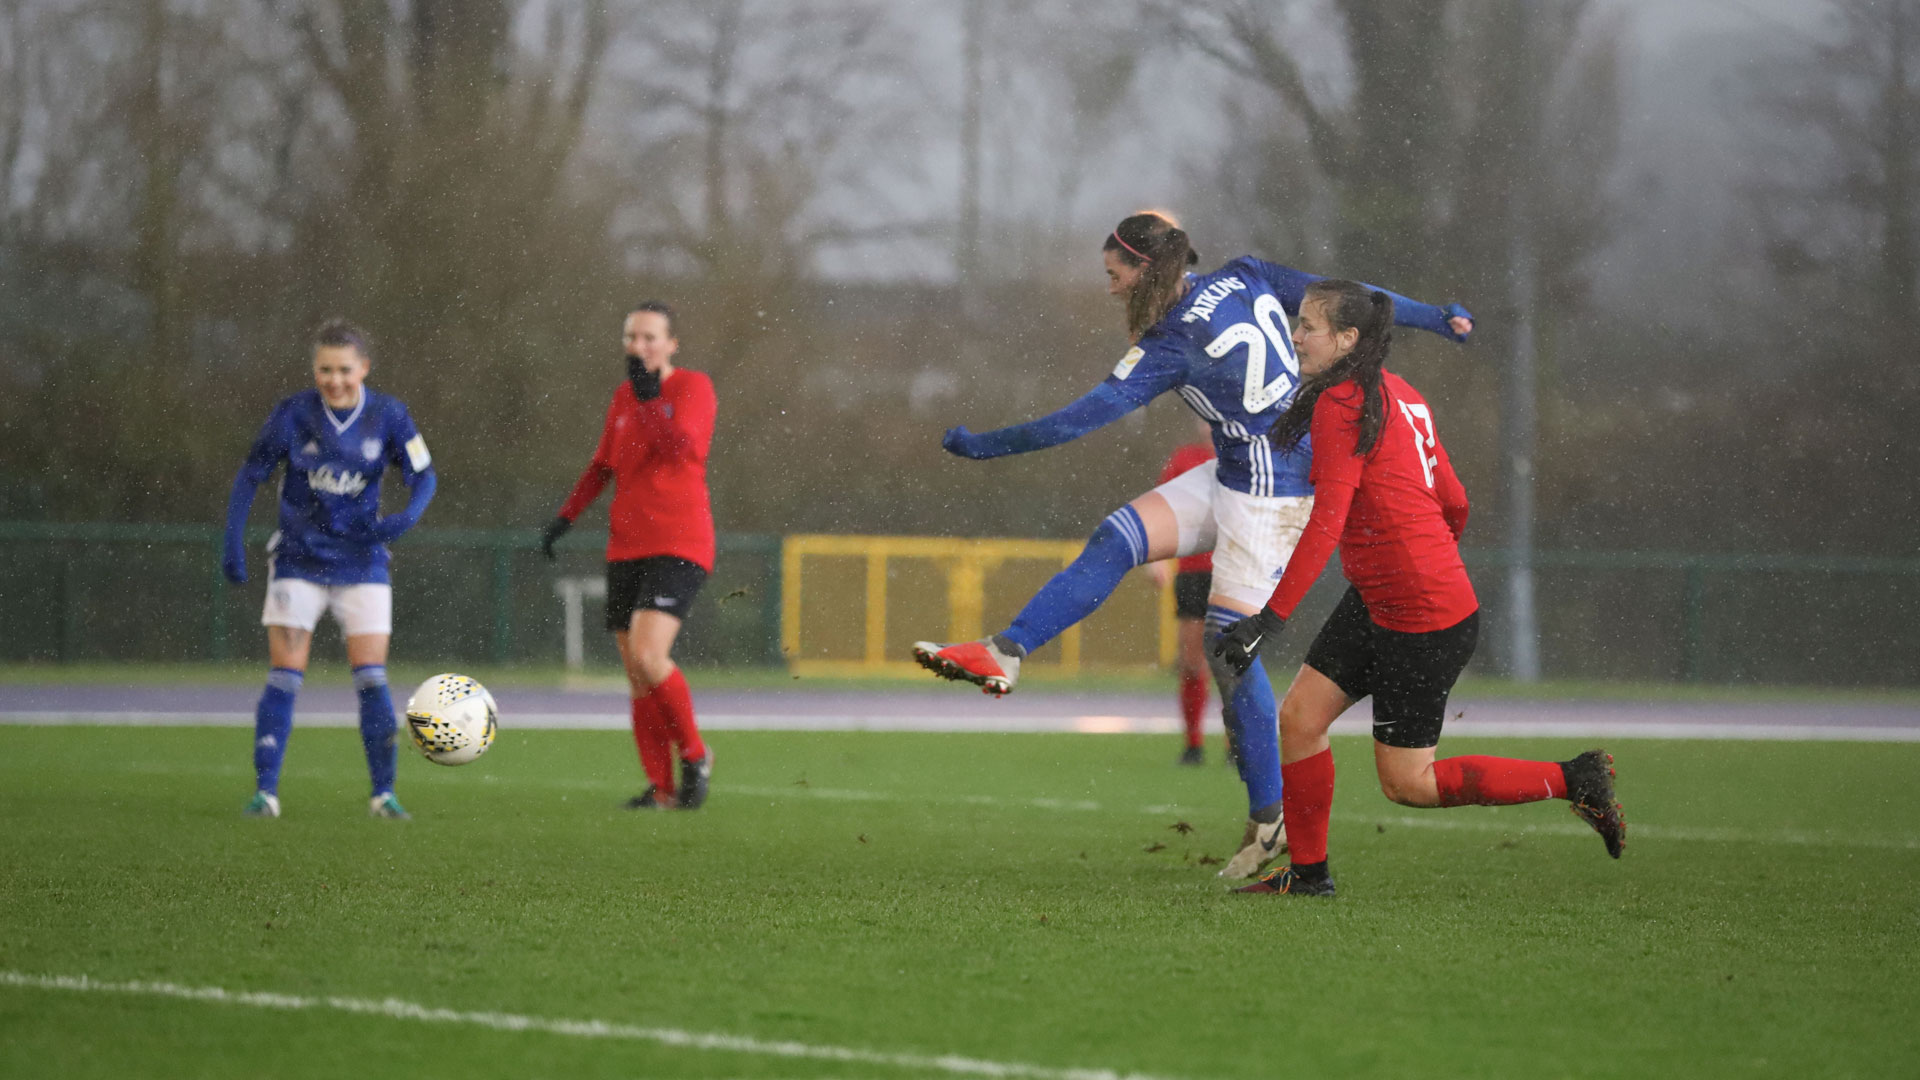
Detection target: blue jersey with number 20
<box><xmin>1112</xmin><ymin>258</ymin><xmax>1461</xmax><ymax>497</ymax></box>
<box><xmin>942</xmin><ymin>257</ymin><xmax>1467</xmax><ymax>495</ymax></box>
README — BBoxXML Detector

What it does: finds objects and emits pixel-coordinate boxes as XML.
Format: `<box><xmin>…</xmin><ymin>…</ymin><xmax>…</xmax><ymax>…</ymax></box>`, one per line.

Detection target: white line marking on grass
<box><xmin>0</xmin><ymin>971</ymin><xmax>1186</xmax><ymax>1080</ymax></box>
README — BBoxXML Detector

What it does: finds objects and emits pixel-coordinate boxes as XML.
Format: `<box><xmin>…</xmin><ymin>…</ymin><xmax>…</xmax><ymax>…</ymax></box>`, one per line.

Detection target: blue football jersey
<box><xmin>1104</xmin><ymin>257</ymin><xmax>1460</xmax><ymax>497</ymax></box>
<box><xmin>237</xmin><ymin>388</ymin><xmax>433</xmax><ymax>585</ymax></box>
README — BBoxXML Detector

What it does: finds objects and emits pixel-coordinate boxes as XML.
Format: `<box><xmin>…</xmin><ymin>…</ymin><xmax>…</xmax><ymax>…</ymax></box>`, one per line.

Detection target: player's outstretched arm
<box><xmin>1376</xmin><ymin>293</ymin><xmax>1472</xmax><ymax>343</ymax></box>
<box><xmin>942</xmin><ymin>383</ymin><xmax>1143</xmax><ymax>460</ymax></box>
<box><xmin>1246</xmin><ymin>258</ymin><xmax>1473</xmax><ymax>343</ymax></box>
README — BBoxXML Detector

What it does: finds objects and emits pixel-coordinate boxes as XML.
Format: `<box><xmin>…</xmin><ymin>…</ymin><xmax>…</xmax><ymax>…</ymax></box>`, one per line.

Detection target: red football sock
<box><xmin>629</xmin><ymin>694</ymin><xmax>675</xmax><ymax>795</ymax></box>
<box><xmin>1433</xmin><ymin>755</ymin><xmax>1566</xmax><ymax>807</ymax></box>
<box><xmin>651</xmin><ymin>667</ymin><xmax>706</xmax><ymax>763</ymax></box>
<box><xmin>1178</xmin><ymin>671</ymin><xmax>1208</xmax><ymax>749</ymax></box>
<box><xmin>1281</xmin><ymin>748</ymin><xmax>1336</xmax><ymax>865</ymax></box>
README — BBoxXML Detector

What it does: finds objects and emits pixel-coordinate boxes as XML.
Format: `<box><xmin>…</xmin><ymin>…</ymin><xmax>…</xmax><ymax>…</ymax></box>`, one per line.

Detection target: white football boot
<box><xmin>1218</xmin><ymin>815</ymin><xmax>1287</xmax><ymax>879</ymax></box>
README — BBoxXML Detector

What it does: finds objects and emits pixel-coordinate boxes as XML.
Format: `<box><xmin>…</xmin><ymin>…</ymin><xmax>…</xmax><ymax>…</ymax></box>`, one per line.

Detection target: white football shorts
<box><xmin>261</xmin><ymin>575</ymin><xmax>393</xmax><ymax>637</ymax></box>
<box><xmin>1149</xmin><ymin>459</ymin><xmax>1314</xmax><ymax>611</ymax></box>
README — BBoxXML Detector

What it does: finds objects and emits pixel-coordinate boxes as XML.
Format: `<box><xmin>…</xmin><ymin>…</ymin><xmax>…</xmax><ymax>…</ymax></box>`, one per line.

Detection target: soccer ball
<box><xmin>404</xmin><ymin>673</ymin><xmax>498</xmax><ymax>766</ymax></box>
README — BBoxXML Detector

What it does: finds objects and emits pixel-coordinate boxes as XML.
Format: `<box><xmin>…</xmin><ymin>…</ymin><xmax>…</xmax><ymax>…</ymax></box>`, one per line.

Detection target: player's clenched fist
<box><xmin>1212</xmin><ymin>609</ymin><xmax>1286</xmax><ymax>677</ymax></box>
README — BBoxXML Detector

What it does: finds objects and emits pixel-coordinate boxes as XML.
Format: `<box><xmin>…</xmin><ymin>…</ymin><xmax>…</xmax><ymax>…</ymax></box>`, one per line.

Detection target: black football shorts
<box><xmin>1173</xmin><ymin>571</ymin><xmax>1212</xmax><ymax>620</ymax></box>
<box><xmin>605</xmin><ymin>556</ymin><xmax>708</xmax><ymax>630</ymax></box>
<box><xmin>1302</xmin><ymin>586</ymin><xmax>1480</xmax><ymax>749</ymax></box>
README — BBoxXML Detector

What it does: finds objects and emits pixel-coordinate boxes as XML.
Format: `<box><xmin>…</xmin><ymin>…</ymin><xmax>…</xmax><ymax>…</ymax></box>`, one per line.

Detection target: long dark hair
<box><xmin>1268</xmin><ymin>279</ymin><xmax>1394</xmax><ymax>456</ymax></box>
<box><xmin>1103</xmin><ymin>210</ymin><xmax>1199</xmax><ymax>342</ymax></box>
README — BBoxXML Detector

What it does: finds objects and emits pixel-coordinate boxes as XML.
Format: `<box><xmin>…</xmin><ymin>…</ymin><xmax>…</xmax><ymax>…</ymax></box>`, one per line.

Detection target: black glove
<box><xmin>1212</xmin><ymin>608</ymin><xmax>1287</xmax><ymax>677</ymax></box>
<box><xmin>540</xmin><ymin>516</ymin><xmax>572</xmax><ymax>561</ymax></box>
<box><xmin>627</xmin><ymin>354</ymin><xmax>662</xmax><ymax>401</ymax></box>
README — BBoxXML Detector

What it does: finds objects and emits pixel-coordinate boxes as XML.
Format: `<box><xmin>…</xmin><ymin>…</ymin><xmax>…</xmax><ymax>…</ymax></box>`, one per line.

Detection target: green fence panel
<box><xmin>0</xmin><ymin>523</ymin><xmax>784</xmax><ymax>671</ymax></box>
<box><xmin>1</xmin><ymin>523</ymin><xmax>1916</xmax><ymax>686</ymax></box>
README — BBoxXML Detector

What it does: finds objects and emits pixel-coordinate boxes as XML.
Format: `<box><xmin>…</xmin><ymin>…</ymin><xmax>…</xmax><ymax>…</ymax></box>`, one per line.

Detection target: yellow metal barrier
<box><xmin>781</xmin><ymin>534</ymin><xmax>1178</xmax><ymax>678</ymax></box>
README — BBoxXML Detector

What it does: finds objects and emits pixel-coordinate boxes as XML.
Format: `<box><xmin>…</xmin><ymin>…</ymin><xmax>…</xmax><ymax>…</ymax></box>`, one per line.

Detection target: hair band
<box><xmin>1110</xmin><ymin>231</ymin><xmax>1150</xmax><ymax>262</ymax></box>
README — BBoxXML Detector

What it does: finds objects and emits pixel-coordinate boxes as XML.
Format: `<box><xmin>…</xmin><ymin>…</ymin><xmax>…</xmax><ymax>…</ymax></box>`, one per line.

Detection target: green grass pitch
<box><xmin>2</xmin><ymin>726</ymin><xmax>1917</xmax><ymax>1079</ymax></box>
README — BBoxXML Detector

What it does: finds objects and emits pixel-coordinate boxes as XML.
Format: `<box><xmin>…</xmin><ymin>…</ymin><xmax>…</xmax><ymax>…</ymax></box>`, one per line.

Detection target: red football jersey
<box><xmin>1158</xmin><ymin>442</ymin><xmax>1216</xmax><ymax>574</ymax></box>
<box><xmin>558</xmin><ymin>368</ymin><xmax>717</xmax><ymax>570</ymax></box>
<box><xmin>1263</xmin><ymin>371</ymin><xmax>1476</xmax><ymax>633</ymax></box>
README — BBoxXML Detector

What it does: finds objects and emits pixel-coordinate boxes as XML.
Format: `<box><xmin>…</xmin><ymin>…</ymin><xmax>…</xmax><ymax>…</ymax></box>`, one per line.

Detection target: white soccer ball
<box><xmin>404</xmin><ymin>673</ymin><xmax>498</xmax><ymax>766</ymax></box>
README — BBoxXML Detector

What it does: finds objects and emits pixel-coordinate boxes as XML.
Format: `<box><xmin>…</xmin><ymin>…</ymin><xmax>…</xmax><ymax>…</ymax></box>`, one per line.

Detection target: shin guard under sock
<box><xmin>1004</xmin><ymin>506</ymin><xmax>1149</xmax><ymax>654</ymax></box>
<box><xmin>629</xmin><ymin>694</ymin><xmax>675</xmax><ymax>795</ymax></box>
<box><xmin>1205</xmin><ymin>606</ymin><xmax>1282</xmax><ymax>814</ymax></box>
<box><xmin>1433</xmin><ymin>755</ymin><xmax>1567</xmax><ymax>806</ymax></box>
<box><xmin>651</xmin><ymin>668</ymin><xmax>706</xmax><ymax>762</ymax></box>
<box><xmin>1281</xmin><ymin>748</ymin><xmax>1336</xmax><ymax>865</ymax></box>
<box><xmin>253</xmin><ymin>667</ymin><xmax>302</xmax><ymax>794</ymax></box>
<box><xmin>353</xmin><ymin>665</ymin><xmax>397</xmax><ymax>797</ymax></box>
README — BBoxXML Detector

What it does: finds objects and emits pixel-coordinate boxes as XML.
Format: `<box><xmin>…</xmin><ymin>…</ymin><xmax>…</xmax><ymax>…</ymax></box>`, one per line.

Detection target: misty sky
<box><xmin>794</xmin><ymin>0</ymin><xmax>1831</xmax><ymax>334</ymax></box>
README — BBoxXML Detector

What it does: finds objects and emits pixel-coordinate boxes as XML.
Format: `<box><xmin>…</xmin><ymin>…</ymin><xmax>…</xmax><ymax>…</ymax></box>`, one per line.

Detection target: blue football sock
<box><xmin>253</xmin><ymin>667</ymin><xmax>302</xmax><ymax>795</ymax></box>
<box><xmin>1003</xmin><ymin>506</ymin><xmax>1150</xmax><ymax>654</ymax></box>
<box><xmin>1206</xmin><ymin>606</ymin><xmax>1282</xmax><ymax>817</ymax></box>
<box><xmin>354</xmin><ymin>665</ymin><xmax>398</xmax><ymax>797</ymax></box>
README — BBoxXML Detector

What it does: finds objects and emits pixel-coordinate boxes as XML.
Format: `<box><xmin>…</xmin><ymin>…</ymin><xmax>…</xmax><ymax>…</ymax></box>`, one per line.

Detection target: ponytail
<box><xmin>1267</xmin><ymin>280</ymin><xmax>1394</xmax><ymax>456</ymax></box>
<box><xmin>1103</xmin><ymin>210</ymin><xmax>1200</xmax><ymax>342</ymax></box>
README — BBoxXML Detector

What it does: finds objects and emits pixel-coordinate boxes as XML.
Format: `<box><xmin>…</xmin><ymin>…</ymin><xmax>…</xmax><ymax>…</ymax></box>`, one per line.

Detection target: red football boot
<box><xmin>911</xmin><ymin>638</ymin><xmax>1021</xmax><ymax>696</ymax></box>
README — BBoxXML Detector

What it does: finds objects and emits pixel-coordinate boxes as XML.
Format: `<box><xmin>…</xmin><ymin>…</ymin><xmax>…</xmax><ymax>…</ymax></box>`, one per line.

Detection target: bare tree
<box><xmin>1160</xmin><ymin>0</ymin><xmax>1454</xmax><ymax>282</ymax></box>
<box><xmin>1743</xmin><ymin>0</ymin><xmax>1920</xmax><ymax>359</ymax></box>
<box><xmin>601</xmin><ymin>2</ymin><xmax>921</xmax><ymax>312</ymax></box>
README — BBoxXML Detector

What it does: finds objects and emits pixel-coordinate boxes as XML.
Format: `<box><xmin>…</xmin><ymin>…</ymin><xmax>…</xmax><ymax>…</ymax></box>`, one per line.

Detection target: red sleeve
<box><xmin>1158</xmin><ymin>453</ymin><xmax>1182</xmax><ymax>486</ymax></box>
<box><xmin>556</xmin><ymin>396</ymin><xmax>619</xmax><ymax>521</ymax></box>
<box><xmin>1433</xmin><ymin>444</ymin><xmax>1468</xmax><ymax>540</ymax></box>
<box><xmin>633</xmin><ymin>373</ymin><xmax>716</xmax><ymax>464</ymax></box>
<box><xmin>1264</xmin><ymin>390</ymin><xmax>1364</xmax><ymax>620</ymax></box>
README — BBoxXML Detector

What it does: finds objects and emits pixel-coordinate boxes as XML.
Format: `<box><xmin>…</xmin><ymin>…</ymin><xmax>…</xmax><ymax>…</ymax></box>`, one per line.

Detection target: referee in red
<box><xmin>542</xmin><ymin>301</ymin><xmax>718</xmax><ymax>810</ymax></box>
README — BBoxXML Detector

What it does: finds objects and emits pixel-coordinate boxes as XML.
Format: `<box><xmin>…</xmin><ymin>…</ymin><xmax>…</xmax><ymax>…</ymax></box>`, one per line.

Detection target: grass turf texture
<box><xmin>2</xmin><ymin>728</ymin><xmax>1916</xmax><ymax>1079</ymax></box>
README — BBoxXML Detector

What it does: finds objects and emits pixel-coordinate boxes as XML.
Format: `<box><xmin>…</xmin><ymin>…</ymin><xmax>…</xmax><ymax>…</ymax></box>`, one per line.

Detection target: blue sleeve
<box><xmin>222</xmin><ymin>404</ymin><xmax>289</xmax><ymax>579</ymax></box>
<box><xmin>1241</xmin><ymin>258</ymin><xmax>1322</xmax><ymax>316</ymax></box>
<box><xmin>374</xmin><ymin>401</ymin><xmax>435</xmax><ymax>542</ymax></box>
<box><xmin>944</xmin><ymin>383</ymin><xmax>1141</xmax><ymax>459</ymax></box>
<box><xmin>944</xmin><ymin>338</ymin><xmax>1185</xmax><ymax>460</ymax></box>
<box><xmin>379</xmin><ymin>468</ymin><xmax>436</xmax><ymax>540</ymax></box>
<box><xmin>1243</xmin><ymin>257</ymin><xmax>1472</xmax><ymax>343</ymax></box>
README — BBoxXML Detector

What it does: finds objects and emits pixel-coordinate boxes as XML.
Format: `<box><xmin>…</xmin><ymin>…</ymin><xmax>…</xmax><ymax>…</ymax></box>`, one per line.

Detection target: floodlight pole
<box><xmin>957</xmin><ymin>0</ymin><xmax>984</xmax><ymax>296</ymax></box>
<box><xmin>1504</xmin><ymin>205</ymin><xmax>1542</xmax><ymax>682</ymax></box>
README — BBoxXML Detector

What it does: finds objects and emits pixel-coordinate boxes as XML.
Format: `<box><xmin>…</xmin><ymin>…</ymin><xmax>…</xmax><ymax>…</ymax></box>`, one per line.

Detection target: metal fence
<box><xmin>0</xmin><ymin>522</ymin><xmax>782</xmax><ymax>670</ymax></box>
<box><xmin>1</xmin><ymin>522</ymin><xmax>1917</xmax><ymax>686</ymax></box>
